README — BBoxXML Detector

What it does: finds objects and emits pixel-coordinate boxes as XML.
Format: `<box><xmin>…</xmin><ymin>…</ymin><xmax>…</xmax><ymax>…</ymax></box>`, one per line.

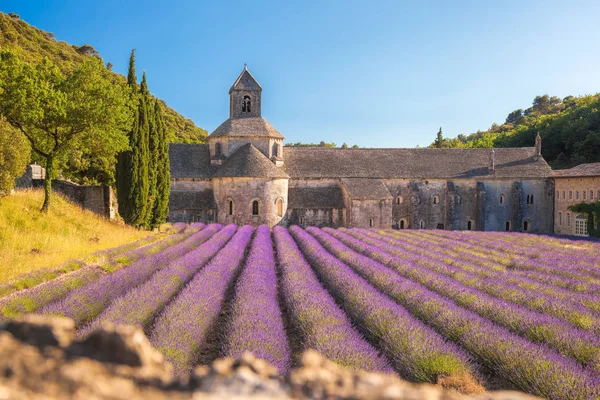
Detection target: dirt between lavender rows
<box><xmin>0</xmin><ymin>315</ymin><xmax>540</xmax><ymax>400</ymax></box>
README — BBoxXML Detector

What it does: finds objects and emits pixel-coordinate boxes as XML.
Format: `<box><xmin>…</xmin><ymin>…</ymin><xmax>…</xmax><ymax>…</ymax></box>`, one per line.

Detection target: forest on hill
<box><xmin>430</xmin><ymin>94</ymin><xmax>600</xmax><ymax>169</ymax></box>
<box><xmin>0</xmin><ymin>12</ymin><xmax>207</xmax><ymax>145</ymax></box>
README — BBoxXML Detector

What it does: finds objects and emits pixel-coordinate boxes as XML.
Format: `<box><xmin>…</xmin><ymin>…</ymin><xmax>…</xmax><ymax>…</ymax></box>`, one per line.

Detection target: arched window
<box><xmin>530</xmin><ymin>194</ymin><xmax>534</xmax><ymax>204</ymax></box>
<box><xmin>369</xmin><ymin>218</ymin><xmax>374</xmax><ymax>227</ymax></box>
<box><xmin>455</xmin><ymin>195</ymin><xmax>461</xmax><ymax>205</ymax></box>
<box><xmin>419</xmin><ymin>220</ymin><xmax>425</xmax><ymax>229</ymax></box>
<box><xmin>558</xmin><ymin>212</ymin><xmax>562</xmax><ymax>226</ymax></box>
<box><xmin>523</xmin><ymin>220</ymin><xmax>530</xmax><ymax>232</ymax></box>
<box><xmin>590</xmin><ymin>190</ymin><xmax>594</xmax><ymax>200</ymax></box>
<box><xmin>227</xmin><ymin>199</ymin><xmax>233</xmax><ymax>216</ymax></box>
<box><xmin>396</xmin><ymin>195</ymin><xmax>403</xmax><ymax>204</ymax></box>
<box><xmin>276</xmin><ymin>198</ymin><xmax>283</xmax><ymax>217</ymax></box>
<box><xmin>299</xmin><ymin>216</ymin><xmax>305</xmax><ymax>225</ymax></box>
<box><xmin>562</xmin><ymin>191</ymin><xmax>565</xmax><ymax>200</ymax></box>
<box><xmin>499</xmin><ymin>194</ymin><xmax>505</xmax><ymax>204</ymax></box>
<box><xmin>567</xmin><ymin>212</ymin><xmax>571</xmax><ymax>227</ymax></box>
<box><xmin>400</xmin><ymin>219</ymin><xmax>406</xmax><ymax>229</ymax></box>
<box><xmin>576</xmin><ymin>191</ymin><xmax>579</xmax><ymax>200</ymax></box>
<box><xmin>467</xmin><ymin>220</ymin><xmax>473</xmax><ymax>230</ymax></box>
<box><xmin>583</xmin><ymin>191</ymin><xmax>587</xmax><ymax>201</ymax></box>
<box><xmin>433</xmin><ymin>195</ymin><xmax>440</xmax><ymax>205</ymax></box>
<box><xmin>505</xmin><ymin>221</ymin><xmax>511</xmax><ymax>231</ymax></box>
<box><xmin>252</xmin><ymin>200</ymin><xmax>259</xmax><ymax>216</ymax></box>
<box><xmin>569</xmin><ymin>191</ymin><xmax>573</xmax><ymax>200</ymax></box>
<box><xmin>242</xmin><ymin>95</ymin><xmax>251</xmax><ymax>113</ymax></box>
<box><xmin>215</xmin><ymin>142</ymin><xmax>222</xmax><ymax>156</ymax></box>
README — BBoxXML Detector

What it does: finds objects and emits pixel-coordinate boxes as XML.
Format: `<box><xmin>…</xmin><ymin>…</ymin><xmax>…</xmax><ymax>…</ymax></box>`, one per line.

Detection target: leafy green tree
<box><xmin>505</xmin><ymin>109</ymin><xmax>523</xmax><ymax>124</ymax></box>
<box><xmin>0</xmin><ymin>50</ymin><xmax>132</xmax><ymax>212</ymax></box>
<box><xmin>150</xmin><ymin>99</ymin><xmax>170</xmax><ymax>229</ymax></box>
<box><xmin>432</xmin><ymin>127</ymin><xmax>447</xmax><ymax>148</ymax></box>
<box><xmin>0</xmin><ymin>118</ymin><xmax>29</xmax><ymax>198</ymax></box>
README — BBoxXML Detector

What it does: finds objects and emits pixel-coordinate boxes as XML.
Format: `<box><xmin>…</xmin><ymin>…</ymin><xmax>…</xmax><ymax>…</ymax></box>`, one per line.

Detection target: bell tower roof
<box><xmin>229</xmin><ymin>65</ymin><xmax>262</xmax><ymax>94</ymax></box>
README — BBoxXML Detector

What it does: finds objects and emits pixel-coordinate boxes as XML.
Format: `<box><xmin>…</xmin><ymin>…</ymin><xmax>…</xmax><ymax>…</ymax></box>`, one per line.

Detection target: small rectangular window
<box><xmin>569</xmin><ymin>191</ymin><xmax>573</xmax><ymax>200</ymax></box>
<box><xmin>559</xmin><ymin>212</ymin><xmax>562</xmax><ymax>226</ymax></box>
<box><xmin>583</xmin><ymin>191</ymin><xmax>587</xmax><ymax>200</ymax></box>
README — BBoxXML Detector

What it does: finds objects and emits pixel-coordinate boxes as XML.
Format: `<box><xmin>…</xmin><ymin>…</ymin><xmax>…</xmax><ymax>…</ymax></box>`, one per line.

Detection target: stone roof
<box><xmin>341</xmin><ymin>178</ymin><xmax>392</xmax><ymax>200</ymax></box>
<box><xmin>288</xmin><ymin>186</ymin><xmax>344</xmax><ymax>209</ymax></box>
<box><xmin>229</xmin><ymin>67</ymin><xmax>262</xmax><ymax>94</ymax></box>
<box><xmin>212</xmin><ymin>144</ymin><xmax>289</xmax><ymax>179</ymax></box>
<box><xmin>283</xmin><ymin>147</ymin><xmax>552</xmax><ymax>179</ymax></box>
<box><xmin>208</xmin><ymin>117</ymin><xmax>284</xmax><ymax>139</ymax></box>
<box><xmin>169</xmin><ymin>189</ymin><xmax>216</xmax><ymax>210</ymax></box>
<box><xmin>169</xmin><ymin>144</ymin><xmax>214</xmax><ymax>179</ymax></box>
<box><xmin>553</xmin><ymin>163</ymin><xmax>600</xmax><ymax>178</ymax></box>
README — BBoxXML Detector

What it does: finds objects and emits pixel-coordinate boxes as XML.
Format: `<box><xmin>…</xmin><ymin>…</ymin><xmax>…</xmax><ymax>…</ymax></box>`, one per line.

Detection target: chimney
<box><xmin>488</xmin><ymin>148</ymin><xmax>495</xmax><ymax>174</ymax></box>
<box><xmin>535</xmin><ymin>132</ymin><xmax>542</xmax><ymax>158</ymax></box>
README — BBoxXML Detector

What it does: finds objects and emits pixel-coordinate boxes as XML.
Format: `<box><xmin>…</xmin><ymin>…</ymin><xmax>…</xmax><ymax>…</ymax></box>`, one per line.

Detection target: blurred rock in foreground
<box><xmin>0</xmin><ymin>315</ymin><xmax>540</xmax><ymax>400</ymax></box>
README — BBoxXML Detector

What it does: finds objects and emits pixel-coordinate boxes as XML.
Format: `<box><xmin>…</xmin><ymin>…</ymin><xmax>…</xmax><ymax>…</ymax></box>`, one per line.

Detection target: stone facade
<box><xmin>168</xmin><ymin>66</ymin><xmax>592</xmax><ymax>235</ymax></box>
<box><xmin>553</xmin><ymin>164</ymin><xmax>600</xmax><ymax>236</ymax></box>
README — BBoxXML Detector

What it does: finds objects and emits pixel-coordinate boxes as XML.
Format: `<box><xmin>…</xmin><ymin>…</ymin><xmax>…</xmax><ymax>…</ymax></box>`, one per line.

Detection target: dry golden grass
<box><xmin>0</xmin><ymin>189</ymin><xmax>149</xmax><ymax>284</ymax></box>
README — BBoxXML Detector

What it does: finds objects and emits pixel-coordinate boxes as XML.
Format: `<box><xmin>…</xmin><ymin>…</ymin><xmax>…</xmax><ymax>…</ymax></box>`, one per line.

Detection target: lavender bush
<box><xmin>322</xmin><ymin>228</ymin><xmax>600</xmax><ymax>373</ymax></box>
<box><xmin>149</xmin><ymin>225</ymin><xmax>254</xmax><ymax>376</ymax></box>
<box><xmin>41</xmin><ymin>224</ymin><xmax>221</xmax><ymax>326</ymax></box>
<box><xmin>289</xmin><ymin>226</ymin><xmax>479</xmax><ymax>389</ymax></box>
<box><xmin>78</xmin><ymin>225</ymin><xmax>238</xmax><ymax>338</ymax></box>
<box><xmin>272</xmin><ymin>226</ymin><xmax>392</xmax><ymax>373</ymax></box>
<box><xmin>320</xmin><ymin>227</ymin><xmax>600</xmax><ymax>399</ymax></box>
<box><xmin>222</xmin><ymin>225</ymin><xmax>292</xmax><ymax>373</ymax></box>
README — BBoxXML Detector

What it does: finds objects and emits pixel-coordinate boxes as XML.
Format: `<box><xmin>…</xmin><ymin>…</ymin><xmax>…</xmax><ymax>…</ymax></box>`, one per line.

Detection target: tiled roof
<box><xmin>212</xmin><ymin>144</ymin><xmax>289</xmax><ymax>179</ymax></box>
<box><xmin>169</xmin><ymin>144</ymin><xmax>214</xmax><ymax>179</ymax></box>
<box><xmin>168</xmin><ymin>189</ymin><xmax>216</xmax><ymax>210</ymax></box>
<box><xmin>283</xmin><ymin>147</ymin><xmax>552</xmax><ymax>179</ymax></box>
<box><xmin>288</xmin><ymin>186</ymin><xmax>344</xmax><ymax>209</ymax></box>
<box><xmin>341</xmin><ymin>178</ymin><xmax>392</xmax><ymax>199</ymax></box>
<box><xmin>553</xmin><ymin>163</ymin><xmax>600</xmax><ymax>177</ymax></box>
<box><xmin>208</xmin><ymin>117</ymin><xmax>284</xmax><ymax>139</ymax></box>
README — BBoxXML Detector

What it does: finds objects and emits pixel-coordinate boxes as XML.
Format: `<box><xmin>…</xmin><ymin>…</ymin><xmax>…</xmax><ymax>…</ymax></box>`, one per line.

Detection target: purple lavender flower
<box><xmin>149</xmin><ymin>225</ymin><xmax>254</xmax><ymax>376</ymax></box>
<box><xmin>40</xmin><ymin>224</ymin><xmax>222</xmax><ymax>326</ymax></box>
<box><xmin>78</xmin><ymin>224</ymin><xmax>239</xmax><ymax>338</ymax></box>
<box><xmin>321</xmin><ymin>227</ymin><xmax>600</xmax><ymax>399</ymax></box>
<box><xmin>289</xmin><ymin>226</ymin><xmax>479</xmax><ymax>388</ymax></box>
<box><xmin>272</xmin><ymin>226</ymin><xmax>392</xmax><ymax>373</ymax></box>
<box><xmin>222</xmin><ymin>225</ymin><xmax>292</xmax><ymax>373</ymax></box>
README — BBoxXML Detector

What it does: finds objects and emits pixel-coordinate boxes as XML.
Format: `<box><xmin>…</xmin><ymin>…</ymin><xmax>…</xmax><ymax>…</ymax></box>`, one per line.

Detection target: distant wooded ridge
<box><xmin>429</xmin><ymin>94</ymin><xmax>600</xmax><ymax>169</ymax></box>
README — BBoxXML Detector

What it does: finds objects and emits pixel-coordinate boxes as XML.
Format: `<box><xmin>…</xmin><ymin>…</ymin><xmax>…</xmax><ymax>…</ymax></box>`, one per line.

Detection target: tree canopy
<box><xmin>0</xmin><ymin>49</ymin><xmax>133</xmax><ymax>211</ymax></box>
<box><xmin>429</xmin><ymin>94</ymin><xmax>600</xmax><ymax>169</ymax></box>
<box><xmin>0</xmin><ymin>117</ymin><xmax>29</xmax><ymax>198</ymax></box>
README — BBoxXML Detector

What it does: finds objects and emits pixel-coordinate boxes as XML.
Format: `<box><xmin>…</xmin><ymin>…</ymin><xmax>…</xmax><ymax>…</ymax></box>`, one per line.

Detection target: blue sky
<box><xmin>3</xmin><ymin>1</ymin><xmax>600</xmax><ymax>147</ymax></box>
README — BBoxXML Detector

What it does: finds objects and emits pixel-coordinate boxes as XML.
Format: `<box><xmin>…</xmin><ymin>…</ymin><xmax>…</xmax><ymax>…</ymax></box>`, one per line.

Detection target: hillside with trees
<box><xmin>0</xmin><ymin>12</ymin><xmax>207</xmax><ymax>145</ymax></box>
<box><xmin>430</xmin><ymin>94</ymin><xmax>600</xmax><ymax>169</ymax></box>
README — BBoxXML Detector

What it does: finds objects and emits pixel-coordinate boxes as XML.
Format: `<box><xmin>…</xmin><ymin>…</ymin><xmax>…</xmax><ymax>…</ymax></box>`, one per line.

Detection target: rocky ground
<box><xmin>0</xmin><ymin>315</ymin><xmax>540</xmax><ymax>400</ymax></box>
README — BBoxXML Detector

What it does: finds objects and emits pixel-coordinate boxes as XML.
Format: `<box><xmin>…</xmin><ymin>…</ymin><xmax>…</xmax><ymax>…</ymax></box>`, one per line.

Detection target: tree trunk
<box><xmin>41</xmin><ymin>154</ymin><xmax>53</xmax><ymax>213</ymax></box>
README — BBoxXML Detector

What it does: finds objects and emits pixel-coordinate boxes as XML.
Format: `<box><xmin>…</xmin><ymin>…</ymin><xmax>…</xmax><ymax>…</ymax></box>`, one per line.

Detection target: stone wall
<box><xmin>169</xmin><ymin>179</ymin><xmax>216</xmax><ymax>223</ymax></box>
<box><xmin>212</xmin><ymin>177</ymin><xmax>288</xmax><ymax>226</ymax></box>
<box><xmin>15</xmin><ymin>165</ymin><xmax>116</xmax><ymax>219</ymax></box>
<box><xmin>554</xmin><ymin>176</ymin><xmax>600</xmax><ymax>235</ymax></box>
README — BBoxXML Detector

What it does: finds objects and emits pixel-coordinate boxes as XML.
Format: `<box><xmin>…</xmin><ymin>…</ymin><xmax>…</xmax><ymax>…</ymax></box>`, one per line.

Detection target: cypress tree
<box><xmin>116</xmin><ymin>50</ymin><xmax>138</xmax><ymax>223</ymax></box>
<box><xmin>150</xmin><ymin>99</ymin><xmax>170</xmax><ymax>229</ymax></box>
<box><xmin>130</xmin><ymin>72</ymin><xmax>150</xmax><ymax>227</ymax></box>
<box><xmin>145</xmin><ymin>73</ymin><xmax>158</xmax><ymax>229</ymax></box>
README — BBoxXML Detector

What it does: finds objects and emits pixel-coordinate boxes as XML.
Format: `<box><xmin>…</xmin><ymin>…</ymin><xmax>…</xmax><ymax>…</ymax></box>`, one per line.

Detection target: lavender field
<box><xmin>2</xmin><ymin>224</ymin><xmax>600</xmax><ymax>398</ymax></box>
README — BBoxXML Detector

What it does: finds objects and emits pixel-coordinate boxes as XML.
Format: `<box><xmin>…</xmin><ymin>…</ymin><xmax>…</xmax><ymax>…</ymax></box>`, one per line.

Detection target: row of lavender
<box><xmin>2</xmin><ymin>223</ymin><xmax>600</xmax><ymax>398</ymax></box>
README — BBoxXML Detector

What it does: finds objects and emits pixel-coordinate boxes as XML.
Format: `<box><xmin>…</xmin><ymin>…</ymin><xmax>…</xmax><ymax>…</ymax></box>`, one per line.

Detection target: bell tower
<box><xmin>229</xmin><ymin>64</ymin><xmax>262</xmax><ymax>118</ymax></box>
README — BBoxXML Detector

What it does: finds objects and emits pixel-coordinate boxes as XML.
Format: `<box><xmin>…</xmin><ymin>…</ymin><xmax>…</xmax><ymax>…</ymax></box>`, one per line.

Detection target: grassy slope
<box><xmin>0</xmin><ymin>190</ymin><xmax>148</xmax><ymax>283</ymax></box>
<box><xmin>0</xmin><ymin>12</ymin><xmax>207</xmax><ymax>144</ymax></box>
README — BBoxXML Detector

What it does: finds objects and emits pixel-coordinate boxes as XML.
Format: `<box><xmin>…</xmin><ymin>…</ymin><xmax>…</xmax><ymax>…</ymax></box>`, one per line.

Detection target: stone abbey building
<box><xmin>168</xmin><ymin>66</ymin><xmax>598</xmax><ymax>234</ymax></box>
